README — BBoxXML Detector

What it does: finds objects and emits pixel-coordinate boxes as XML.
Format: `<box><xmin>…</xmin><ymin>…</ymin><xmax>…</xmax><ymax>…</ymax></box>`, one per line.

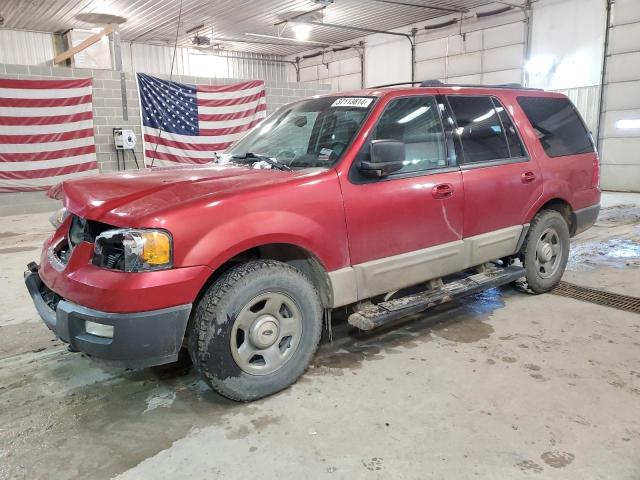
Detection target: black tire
<box><xmin>188</xmin><ymin>260</ymin><xmax>323</xmax><ymax>401</ymax></box>
<box><xmin>520</xmin><ymin>209</ymin><xmax>570</xmax><ymax>294</ymax></box>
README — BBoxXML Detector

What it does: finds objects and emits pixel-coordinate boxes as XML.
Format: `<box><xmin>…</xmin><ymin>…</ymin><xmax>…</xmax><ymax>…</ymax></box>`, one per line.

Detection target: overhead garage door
<box><xmin>600</xmin><ymin>0</ymin><xmax>640</xmax><ymax>192</ymax></box>
<box><xmin>415</xmin><ymin>12</ymin><xmax>527</xmax><ymax>86</ymax></box>
<box><xmin>299</xmin><ymin>48</ymin><xmax>363</xmax><ymax>92</ymax></box>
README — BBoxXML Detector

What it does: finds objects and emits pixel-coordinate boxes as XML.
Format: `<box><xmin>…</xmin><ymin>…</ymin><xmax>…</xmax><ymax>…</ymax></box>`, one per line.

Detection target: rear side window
<box><xmin>371</xmin><ymin>96</ymin><xmax>447</xmax><ymax>174</ymax></box>
<box><xmin>517</xmin><ymin>97</ymin><xmax>594</xmax><ymax>158</ymax></box>
<box><xmin>448</xmin><ymin>96</ymin><xmax>526</xmax><ymax>163</ymax></box>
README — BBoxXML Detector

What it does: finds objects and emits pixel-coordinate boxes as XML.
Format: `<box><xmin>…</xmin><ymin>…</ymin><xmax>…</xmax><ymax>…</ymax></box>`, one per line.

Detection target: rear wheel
<box><xmin>519</xmin><ymin>210</ymin><xmax>570</xmax><ymax>294</ymax></box>
<box><xmin>188</xmin><ymin>260</ymin><xmax>323</xmax><ymax>401</ymax></box>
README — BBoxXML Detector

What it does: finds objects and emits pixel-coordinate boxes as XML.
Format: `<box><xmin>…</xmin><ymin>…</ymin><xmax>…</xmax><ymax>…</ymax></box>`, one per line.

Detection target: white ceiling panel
<box><xmin>1</xmin><ymin>0</ymin><xmax>510</xmax><ymax>56</ymax></box>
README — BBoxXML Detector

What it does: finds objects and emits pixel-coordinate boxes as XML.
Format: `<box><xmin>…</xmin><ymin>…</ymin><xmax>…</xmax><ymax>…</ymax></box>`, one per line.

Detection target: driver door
<box><xmin>339</xmin><ymin>94</ymin><xmax>465</xmax><ymax>299</ymax></box>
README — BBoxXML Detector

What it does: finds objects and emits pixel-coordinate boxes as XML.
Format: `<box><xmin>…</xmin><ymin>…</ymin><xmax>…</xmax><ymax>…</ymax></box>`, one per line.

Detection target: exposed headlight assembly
<box><xmin>49</xmin><ymin>207</ymin><xmax>69</xmax><ymax>229</ymax></box>
<box><xmin>93</xmin><ymin>229</ymin><xmax>172</xmax><ymax>272</ymax></box>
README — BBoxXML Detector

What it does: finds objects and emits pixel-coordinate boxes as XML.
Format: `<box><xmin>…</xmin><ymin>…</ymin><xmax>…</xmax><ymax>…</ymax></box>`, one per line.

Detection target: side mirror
<box><xmin>358</xmin><ymin>140</ymin><xmax>405</xmax><ymax>178</ymax></box>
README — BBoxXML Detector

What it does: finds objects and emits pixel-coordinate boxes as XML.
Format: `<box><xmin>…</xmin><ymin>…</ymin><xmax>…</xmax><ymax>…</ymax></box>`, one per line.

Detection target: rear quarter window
<box><xmin>517</xmin><ymin>96</ymin><xmax>595</xmax><ymax>158</ymax></box>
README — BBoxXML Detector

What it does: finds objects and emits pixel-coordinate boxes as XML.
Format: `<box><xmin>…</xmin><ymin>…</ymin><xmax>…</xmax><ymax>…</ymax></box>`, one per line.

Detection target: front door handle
<box><xmin>432</xmin><ymin>183</ymin><xmax>453</xmax><ymax>199</ymax></box>
<box><xmin>521</xmin><ymin>171</ymin><xmax>536</xmax><ymax>184</ymax></box>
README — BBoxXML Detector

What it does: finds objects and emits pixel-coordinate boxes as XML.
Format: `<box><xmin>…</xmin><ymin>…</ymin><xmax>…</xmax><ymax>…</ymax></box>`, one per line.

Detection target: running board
<box><xmin>348</xmin><ymin>265</ymin><xmax>525</xmax><ymax>331</ymax></box>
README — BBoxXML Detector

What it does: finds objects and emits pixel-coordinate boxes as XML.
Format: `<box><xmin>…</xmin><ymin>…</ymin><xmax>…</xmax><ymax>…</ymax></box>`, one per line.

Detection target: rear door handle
<box><xmin>432</xmin><ymin>183</ymin><xmax>453</xmax><ymax>199</ymax></box>
<box><xmin>521</xmin><ymin>171</ymin><xmax>536</xmax><ymax>183</ymax></box>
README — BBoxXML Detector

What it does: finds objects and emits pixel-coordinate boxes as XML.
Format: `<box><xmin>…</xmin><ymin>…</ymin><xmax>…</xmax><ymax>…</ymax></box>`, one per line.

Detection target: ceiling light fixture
<box><xmin>617</xmin><ymin>119</ymin><xmax>640</xmax><ymax>130</ymax></box>
<box><xmin>292</xmin><ymin>23</ymin><xmax>313</xmax><ymax>41</ymax></box>
<box><xmin>74</xmin><ymin>13</ymin><xmax>127</xmax><ymax>25</ymax></box>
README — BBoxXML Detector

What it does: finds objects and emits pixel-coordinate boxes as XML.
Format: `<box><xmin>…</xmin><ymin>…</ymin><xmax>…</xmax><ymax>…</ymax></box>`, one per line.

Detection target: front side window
<box><xmin>448</xmin><ymin>95</ymin><xmax>518</xmax><ymax>163</ymax></box>
<box><xmin>226</xmin><ymin>96</ymin><xmax>374</xmax><ymax>169</ymax></box>
<box><xmin>517</xmin><ymin>96</ymin><xmax>594</xmax><ymax>158</ymax></box>
<box><xmin>370</xmin><ymin>96</ymin><xmax>447</xmax><ymax>174</ymax></box>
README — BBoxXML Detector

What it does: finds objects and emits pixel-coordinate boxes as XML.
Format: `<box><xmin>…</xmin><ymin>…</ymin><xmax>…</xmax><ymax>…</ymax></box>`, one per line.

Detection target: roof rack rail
<box><xmin>370</xmin><ymin>79</ymin><xmax>543</xmax><ymax>91</ymax></box>
<box><xmin>369</xmin><ymin>81</ymin><xmax>425</xmax><ymax>88</ymax></box>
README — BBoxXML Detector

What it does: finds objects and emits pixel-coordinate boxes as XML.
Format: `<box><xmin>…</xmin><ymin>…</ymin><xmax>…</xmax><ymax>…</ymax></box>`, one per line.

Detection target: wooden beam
<box><xmin>53</xmin><ymin>25</ymin><xmax>113</xmax><ymax>64</ymax></box>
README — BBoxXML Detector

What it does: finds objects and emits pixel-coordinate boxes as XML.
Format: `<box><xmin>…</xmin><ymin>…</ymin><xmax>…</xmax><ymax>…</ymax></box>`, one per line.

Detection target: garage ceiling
<box><xmin>2</xmin><ymin>0</ymin><xmax>515</xmax><ymax>56</ymax></box>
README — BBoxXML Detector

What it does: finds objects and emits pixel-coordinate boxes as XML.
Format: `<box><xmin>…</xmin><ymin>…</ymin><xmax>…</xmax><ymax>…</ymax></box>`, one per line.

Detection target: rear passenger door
<box><xmin>516</xmin><ymin>96</ymin><xmax>599</xmax><ymax>209</ymax></box>
<box><xmin>447</xmin><ymin>95</ymin><xmax>543</xmax><ymax>241</ymax></box>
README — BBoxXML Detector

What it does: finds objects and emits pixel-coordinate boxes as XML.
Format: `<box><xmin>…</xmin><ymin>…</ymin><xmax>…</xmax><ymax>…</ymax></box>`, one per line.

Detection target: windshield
<box><xmin>225</xmin><ymin>96</ymin><xmax>375</xmax><ymax>169</ymax></box>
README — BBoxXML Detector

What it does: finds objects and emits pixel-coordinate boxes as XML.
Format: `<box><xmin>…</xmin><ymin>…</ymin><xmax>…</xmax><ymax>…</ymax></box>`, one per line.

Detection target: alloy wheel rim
<box><xmin>230</xmin><ymin>292</ymin><xmax>302</xmax><ymax>376</ymax></box>
<box><xmin>535</xmin><ymin>227</ymin><xmax>562</xmax><ymax>279</ymax></box>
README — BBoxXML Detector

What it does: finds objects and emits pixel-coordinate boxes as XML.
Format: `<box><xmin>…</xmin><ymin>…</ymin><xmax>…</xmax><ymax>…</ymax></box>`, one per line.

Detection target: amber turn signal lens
<box><xmin>141</xmin><ymin>231</ymin><xmax>171</xmax><ymax>265</ymax></box>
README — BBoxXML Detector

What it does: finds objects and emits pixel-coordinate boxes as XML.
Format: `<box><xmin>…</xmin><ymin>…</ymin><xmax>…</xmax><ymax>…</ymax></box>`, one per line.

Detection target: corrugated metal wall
<box><xmin>122</xmin><ymin>42</ymin><xmax>287</xmax><ymax>82</ymax></box>
<box><xmin>0</xmin><ymin>29</ymin><xmax>288</xmax><ymax>82</ymax></box>
<box><xmin>121</xmin><ymin>42</ymin><xmax>190</xmax><ymax>76</ymax></box>
<box><xmin>552</xmin><ymin>85</ymin><xmax>601</xmax><ymax>135</ymax></box>
<box><xmin>224</xmin><ymin>51</ymin><xmax>287</xmax><ymax>83</ymax></box>
<box><xmin>0</xmin><ymin>29</ymin><xmax>54</xmax><ymax>65</ymax></box>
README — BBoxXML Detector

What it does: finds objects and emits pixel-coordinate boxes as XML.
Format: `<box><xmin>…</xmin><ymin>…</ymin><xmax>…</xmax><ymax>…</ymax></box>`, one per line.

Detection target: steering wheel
<box><xmin>276</xmin><ymin>149</ymin><xmax>296</xmax><ymax>161</ymax></box>
<box><xmin>330</xmin><ymin>141</ymin><xmax>348</xmax><ymax>156</ymax></box>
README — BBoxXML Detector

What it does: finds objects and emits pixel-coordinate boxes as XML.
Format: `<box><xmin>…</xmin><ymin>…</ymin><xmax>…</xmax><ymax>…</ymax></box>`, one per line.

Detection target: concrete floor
<box><xmin>0</xmin><ymin>193</ymin><xmax>639</xmax><ymax>480</ymax></box>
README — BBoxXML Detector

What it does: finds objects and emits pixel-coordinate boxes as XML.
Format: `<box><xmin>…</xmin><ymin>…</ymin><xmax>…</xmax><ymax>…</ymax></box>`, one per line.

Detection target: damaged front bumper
<box><xmin>24</xmin><ymin>266</ymin><xmax>192</xmax><ymax>368</ymax></box>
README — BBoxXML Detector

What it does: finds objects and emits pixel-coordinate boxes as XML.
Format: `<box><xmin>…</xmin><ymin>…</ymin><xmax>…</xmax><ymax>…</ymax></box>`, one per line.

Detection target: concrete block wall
<box><xmin>0</xmin><ymin>63</ymin><xmax>331</xmax><ymax>215</ymax></box>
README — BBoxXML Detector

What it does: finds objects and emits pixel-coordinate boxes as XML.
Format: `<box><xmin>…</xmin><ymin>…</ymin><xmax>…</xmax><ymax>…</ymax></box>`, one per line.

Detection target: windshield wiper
<box><xmin>231</xmin><ymin>152</ymin><xmax>291</xmax><ymax>171</ymax></box>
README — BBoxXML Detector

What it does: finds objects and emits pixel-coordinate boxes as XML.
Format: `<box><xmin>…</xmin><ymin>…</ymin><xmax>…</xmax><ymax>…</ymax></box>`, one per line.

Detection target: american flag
<box><xmin>138</xmin><ymin>73</ymin><xmax>267</xmax><ymax>167</ymax></box>
<box><xmin>0</xmin><ymin>78</ymin><xmax>98</xmax><ymax>193</ymax></box>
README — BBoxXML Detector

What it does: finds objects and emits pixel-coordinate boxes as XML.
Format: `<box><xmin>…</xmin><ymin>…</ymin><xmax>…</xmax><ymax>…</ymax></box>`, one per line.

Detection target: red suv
<box><xmin>25</xmin><ymin>82</ymin><xmax>600</xmax><ymax>401</ymax></box>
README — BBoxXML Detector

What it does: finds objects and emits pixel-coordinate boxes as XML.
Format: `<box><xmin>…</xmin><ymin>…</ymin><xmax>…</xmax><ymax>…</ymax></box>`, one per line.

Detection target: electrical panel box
<box><xmin>113</xmin><ymin>128</ymin><xmax>137</xmax><ymax>150</ymax></box>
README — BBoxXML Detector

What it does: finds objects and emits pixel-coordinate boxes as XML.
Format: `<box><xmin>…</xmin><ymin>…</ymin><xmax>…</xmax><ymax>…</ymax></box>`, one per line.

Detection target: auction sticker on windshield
<box><xmin>331</xmin><ymin>97</ymin><xmax>373</xmax><ymax>108</ymax></box>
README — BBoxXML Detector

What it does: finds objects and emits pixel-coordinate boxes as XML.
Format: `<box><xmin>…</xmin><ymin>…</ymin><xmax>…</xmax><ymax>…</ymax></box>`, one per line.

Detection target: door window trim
<box><xmin>445</xmin><ymin>94</ymin><xmax>530</xmax><ymax>169</ymax></box>
<box><xmin>348</xmin><ymin>93</ymin><xmax>459</xmax><ymax>185</ymax></box>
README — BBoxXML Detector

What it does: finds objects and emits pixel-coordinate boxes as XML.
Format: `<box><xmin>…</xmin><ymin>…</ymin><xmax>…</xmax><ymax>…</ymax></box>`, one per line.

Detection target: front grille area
<box><xmin>39</xmin><ymin>279</ymin><xmax>61</xmax><ymax>311</ymax></box>
<box><xmin>552</xmin><ymin>282</ymin><xmax>640</xmax><ymax>314</ymax></box>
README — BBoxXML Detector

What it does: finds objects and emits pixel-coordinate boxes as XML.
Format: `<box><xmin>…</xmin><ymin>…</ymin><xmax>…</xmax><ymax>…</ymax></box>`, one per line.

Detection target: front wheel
<box><xmin>188</xmin><ymin>260</ymin><xmax>323</xmax><ymax>401</ymax></box>
<box><xmin>520</xmin><ymin>210</ymin><xmax>570</xmax><ymax>294</ymax></box>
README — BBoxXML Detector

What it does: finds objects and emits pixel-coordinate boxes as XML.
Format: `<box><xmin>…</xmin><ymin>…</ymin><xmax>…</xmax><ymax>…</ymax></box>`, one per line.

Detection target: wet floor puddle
<box><xmin>595</xmin><ymin>204</ymin><xmax>640</xmax><ymax>227</ymax></box>
<box><xmin>0</xmin><ymin>287</ymin><xmax>510</xmax><ymax>479</ymax></box>
<box><xmin>0</xmin><ymin>357</ymin><xmax>243</xmax><ymax>480</ymax></box>
<box><xmin>311</xmin><ymin>288</ymin><xmax>507</xmax><ymax>375</ymax></box>
<box><xmin>568</xmin><ymin>239</ymin><xmax>640</xmax><ymax>271</ymax></box>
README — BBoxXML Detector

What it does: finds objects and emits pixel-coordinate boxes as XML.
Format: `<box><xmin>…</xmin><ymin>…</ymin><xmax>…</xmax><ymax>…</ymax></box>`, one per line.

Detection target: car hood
<box><xmin>49</xmin><ymin>164</ymin><xmax>324</xmax><ymax>225</ymax></box>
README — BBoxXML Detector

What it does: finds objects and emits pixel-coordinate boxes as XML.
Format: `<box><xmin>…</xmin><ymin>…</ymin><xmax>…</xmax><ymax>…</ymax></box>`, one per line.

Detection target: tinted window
<box><xmin>448</xmin><ymin>96</ymin><xmax>514</xmax><ymax>163</ymax></box>
<box><xmin>493</xmin><ymin>98</ymin><xmax>527</xmax><ymax>158</ymax></box>
<box><xmin>517</xmin><ymin>96</ymin><xmax>594</xmax><ymax>157</ymax></box>
<box><xmin>372</xmin><ymin>96</ymin><xmax>447</xmax><ymax>174</ymax></box>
